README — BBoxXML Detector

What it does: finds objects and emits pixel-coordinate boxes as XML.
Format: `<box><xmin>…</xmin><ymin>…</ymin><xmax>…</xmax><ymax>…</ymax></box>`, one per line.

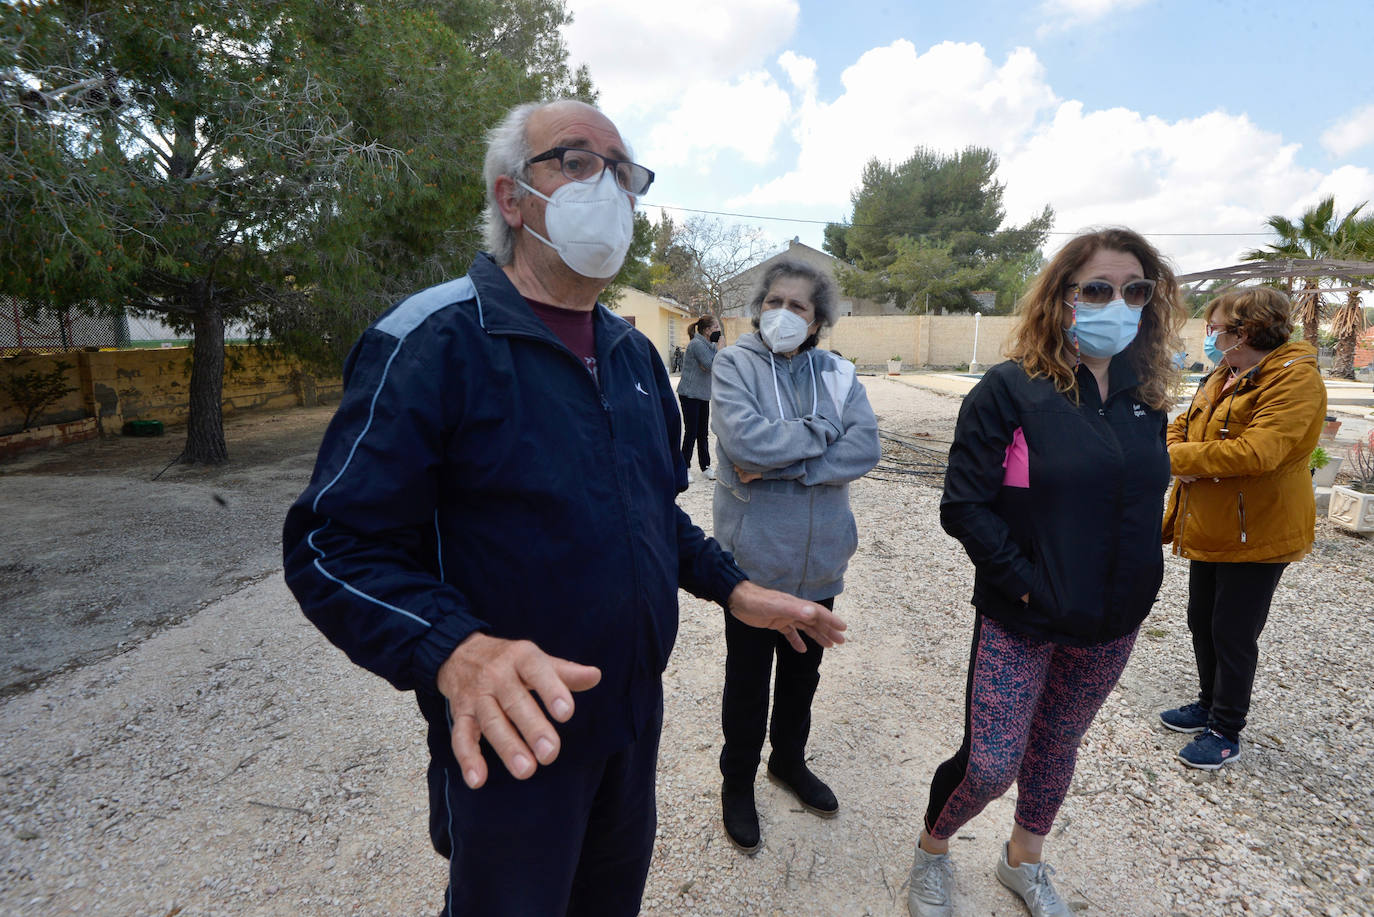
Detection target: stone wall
<box><xmin>0</xmin><ymin>346</ymin><xmax>342</xmax><ymax>439</ymax></box>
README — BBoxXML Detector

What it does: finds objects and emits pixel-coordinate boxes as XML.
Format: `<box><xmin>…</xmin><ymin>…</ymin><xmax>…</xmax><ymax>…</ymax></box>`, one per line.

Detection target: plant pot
<box><xmin>1328</xmin><ymin>484</ymin><xmax>1374</xmax><ymax>533</ymax></box>
<box><xmin>887</xmin><ymin>360</ymin><xmax>902</xmax><ymax>375</ymax></box>
<box><xmin>1311</xmin><ymin>456</ymin><xmax>1343</xmax><ymax>488</ymax></box>
<box><xmin>1322</xmin><ymin>419</ymin><xmax>1342</xmax><ymax>439</ymax></box>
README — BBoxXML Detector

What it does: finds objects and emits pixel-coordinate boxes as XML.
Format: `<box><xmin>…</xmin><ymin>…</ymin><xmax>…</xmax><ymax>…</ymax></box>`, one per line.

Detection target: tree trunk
<box><xmin>181</xmin><ymin>298</ymin><xmax>229</xmax><ymax>464</ymax></box>
<box><xmin>1329</xmin><ymin>297</ymin><xmax>1359</xmax><ymax>381</ymax></box>
<box><xmin>1298</xmin><ymin>280</ymin><xmax>1319</xmax><ymax>345</ymax></box>
<box><xmin>1331</xmin><ymin>334</ymin><xmax>1356</xmax><ymax>380</ymax></box>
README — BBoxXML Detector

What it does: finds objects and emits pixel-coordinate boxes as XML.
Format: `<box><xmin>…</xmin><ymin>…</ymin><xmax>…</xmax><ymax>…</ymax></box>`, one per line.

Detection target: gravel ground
<box><xmin>1</xmin><ymin>376</ymin><xmax>1371</xmax><ymax>916</ymax></box>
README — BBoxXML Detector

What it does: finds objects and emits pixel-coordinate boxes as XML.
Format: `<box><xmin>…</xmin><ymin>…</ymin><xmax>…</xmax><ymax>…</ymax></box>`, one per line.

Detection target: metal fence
<box><xmin>0</xmin><ymin>295</ymin><xmax>126</xmax><ymax>352</ymax></box>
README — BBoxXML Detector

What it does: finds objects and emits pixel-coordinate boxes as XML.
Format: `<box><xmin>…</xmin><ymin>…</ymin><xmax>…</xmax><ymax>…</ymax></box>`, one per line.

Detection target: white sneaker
<box><xmin>702</xmin><ymin>466</ymin><xmax>717</xmax><ymax>481</ymax></box>
<box><xmin>995</xmin><ymin>843</ymin><xmax>1072</xmax><ymax>917</ymax></box>
<box><xmin>686</xmin><ymin>468</ymin><xmax>699</xmax><ymax>484</ymax></box>
<box><xmin>906</xmin><ymin>845</ymin><xmax>953</xmax><ymax>917</ymax></box>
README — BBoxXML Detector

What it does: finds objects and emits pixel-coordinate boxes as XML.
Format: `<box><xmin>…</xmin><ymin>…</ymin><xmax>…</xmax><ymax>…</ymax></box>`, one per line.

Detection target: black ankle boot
<box><xmin>720</xmin><ymin>780</ymin><xmax>761</xmax><ymax>854</ymax></box>
<box><xmin>766</xmin><ymin>759</ymin><xmax>839</xmax><ymax>818</ymax></box>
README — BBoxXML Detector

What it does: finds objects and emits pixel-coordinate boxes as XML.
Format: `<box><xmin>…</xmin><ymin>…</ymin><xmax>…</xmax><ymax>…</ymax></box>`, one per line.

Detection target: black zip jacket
<box><xmin>940</xmin><ymin>357</ymin><xmax>1170</xmax><ymax>645</ymax></box>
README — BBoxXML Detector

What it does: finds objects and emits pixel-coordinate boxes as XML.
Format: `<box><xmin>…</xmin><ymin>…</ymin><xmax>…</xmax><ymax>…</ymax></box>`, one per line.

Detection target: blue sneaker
<box><xmin>1159</xmin><ymin>702</ymin><xmax>1210</xmax><ymax>734</ymax></box>
<box><xmin>1178</xmin><ymin>729</ymin><xmax>1241</xmax><ymax>770</ymax></box>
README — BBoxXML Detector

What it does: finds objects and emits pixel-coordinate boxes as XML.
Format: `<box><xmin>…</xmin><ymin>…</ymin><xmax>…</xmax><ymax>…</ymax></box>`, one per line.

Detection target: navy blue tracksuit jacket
<box><xmin>283</xmin><ymin>253</ymin><xmax>746</xmax><ymax>808</ymax></box>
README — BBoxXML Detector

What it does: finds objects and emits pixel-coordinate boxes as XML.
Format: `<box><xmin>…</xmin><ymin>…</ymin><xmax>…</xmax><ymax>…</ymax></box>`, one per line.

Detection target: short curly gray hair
<box><xmin>748</xmin><ymin>259</ymin><xmax>839</xmax><ymax>336</ymax></box>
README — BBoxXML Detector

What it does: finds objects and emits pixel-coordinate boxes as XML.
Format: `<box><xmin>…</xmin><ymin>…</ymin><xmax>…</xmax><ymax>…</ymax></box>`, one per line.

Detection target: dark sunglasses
<box><xmin>1067</xmin><ymin>279</ymin><xmax>1155</xmax><ymax>308</ymax></box>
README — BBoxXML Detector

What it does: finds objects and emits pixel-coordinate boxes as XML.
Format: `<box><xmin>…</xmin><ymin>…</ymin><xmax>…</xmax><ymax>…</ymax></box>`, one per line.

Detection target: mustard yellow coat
<box><xmin>1162</xmin><ymin>341</ymin><xmax>1326</xmax><ymax>562</ymax></box>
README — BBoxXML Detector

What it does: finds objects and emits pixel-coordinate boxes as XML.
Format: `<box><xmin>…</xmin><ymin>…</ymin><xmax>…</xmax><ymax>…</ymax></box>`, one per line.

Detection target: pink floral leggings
<box><xmin>924</xmin><ymin>614</ymin><xmax>1137</xmax><ymax>839</ymax></box>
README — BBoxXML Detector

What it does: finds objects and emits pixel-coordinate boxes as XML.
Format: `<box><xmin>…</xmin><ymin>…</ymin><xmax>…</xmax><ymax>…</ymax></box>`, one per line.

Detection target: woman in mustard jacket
<box><xmin>1159</xmin><ymin>287</ymin><xmax>1326</xmax><ymax>769</ymax></box>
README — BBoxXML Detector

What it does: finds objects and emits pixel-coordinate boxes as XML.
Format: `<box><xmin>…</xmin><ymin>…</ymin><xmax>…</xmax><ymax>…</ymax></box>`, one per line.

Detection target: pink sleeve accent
<box><xmin>1002</xmin><ymin>427</ymin><xmax>1029</xmax><ymax>488</ymax></box>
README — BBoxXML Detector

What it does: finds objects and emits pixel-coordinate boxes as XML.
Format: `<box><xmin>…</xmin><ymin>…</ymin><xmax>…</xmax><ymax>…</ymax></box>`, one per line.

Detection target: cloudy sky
<box><xmin>563</xmin><ymin>0</ymin><xmax>1374</xmax><ymax>275</ymax></box>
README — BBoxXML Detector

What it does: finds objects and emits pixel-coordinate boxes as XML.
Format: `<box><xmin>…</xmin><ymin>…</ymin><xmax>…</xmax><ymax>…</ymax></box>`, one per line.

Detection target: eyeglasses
<box><xmin>526</xmin><ymin>146</ymin><xmax>655</xmax><ymax>195</ymax></box>
<box><xmin>1205</xmin><ymin>323</ymin><xmax>1234</xmax><ymax>335</ymax></box>
<box><xmin>1066</xmin><ymin>279</ymin><xmax>1156</xmax><ymax>308</ymax></box>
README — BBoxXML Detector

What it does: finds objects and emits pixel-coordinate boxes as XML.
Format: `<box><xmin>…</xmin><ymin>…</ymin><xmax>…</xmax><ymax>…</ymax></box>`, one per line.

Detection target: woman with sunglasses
<box><xmin>906</xmin><ymin>228</ymin><xmax>1186</xmax><ymax>917</ymax></box>
<box><xmin>1158</xmin><ymin>287</ymin><xmax>1324</xmax><ymax>769</ymax></box>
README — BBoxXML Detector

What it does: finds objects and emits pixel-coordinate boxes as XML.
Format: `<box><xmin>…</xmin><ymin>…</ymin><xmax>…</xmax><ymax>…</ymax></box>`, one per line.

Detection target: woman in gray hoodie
<box><xmin>710</xmin><ymin>258</ymin><xmax>880</xmax><ymax>854</ymax></box>
<box><xmin>678</xmin><ymin>314</ymin><xmax>720</xmax><ymax>481</ymax></box>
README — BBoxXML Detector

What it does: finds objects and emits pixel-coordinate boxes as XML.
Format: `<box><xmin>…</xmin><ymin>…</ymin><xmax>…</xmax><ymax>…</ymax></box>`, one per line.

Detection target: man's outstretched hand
<box><xmin>437</xmin><ymin>633</ymin><xmax>601</xmax><ymax>789</ymax></box>
<box><xmin>726</xmin><ymin>580</ymin><xmax>848</xmax><ymax>652</ymax></box>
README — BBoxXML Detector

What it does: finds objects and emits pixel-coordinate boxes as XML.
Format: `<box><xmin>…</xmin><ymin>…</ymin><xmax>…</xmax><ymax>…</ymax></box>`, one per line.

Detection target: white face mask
<box><xmin>759</xmin><ymin>308</ymin><xmax>812</xmax><ymax>354</ymax></box>
<box><xmin>517</xmin><ymin>170</ymin><xmax>634</xmax><ymax>279</ymax></box>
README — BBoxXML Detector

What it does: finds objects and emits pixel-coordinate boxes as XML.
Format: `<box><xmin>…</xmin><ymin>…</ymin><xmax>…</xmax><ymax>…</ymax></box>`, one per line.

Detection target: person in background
<box><xmin>282</xmin><ymin>99</ymin><xmax>846</xmax><ymax>917</ymax></box>
<box><xmin>709</xmin><ymin>259</ymin><xmax>880</xmax><ymax>854</ymax></box>
<box><xmin>1159</xmin><ymin>287</ymin><xmax>1325</xmax><ymax>769</ymax></box>
<box><xmin>679</xmin><ymin>313</ymin><xmax>721</xmax><ymax>482</ymax></box>
<box><xmin>907</xmin><ymin>228</ymin><xmax>1185</xmax><ymax>917</ymax></box>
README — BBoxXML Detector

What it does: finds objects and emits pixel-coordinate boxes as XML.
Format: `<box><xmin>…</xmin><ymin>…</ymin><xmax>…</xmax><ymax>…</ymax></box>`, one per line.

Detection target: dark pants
<box><xmin>430</xmin><ymin>689</ymin><xmax>663</xmax><ymax>916</ymax></box>
<box><xmin>679</xmin><ymin>395</ymin><xmax>711</xmax><ymax>471</ymax></box>
<box><xmin>1187</xmin><ymin>560</ymin><xmax>1288</xmax><ymax>741</ymax></box>
<box><xmin>719</xmin><ymin>597</ymin><xmax>832</xmax><ymax>783</ymax></box>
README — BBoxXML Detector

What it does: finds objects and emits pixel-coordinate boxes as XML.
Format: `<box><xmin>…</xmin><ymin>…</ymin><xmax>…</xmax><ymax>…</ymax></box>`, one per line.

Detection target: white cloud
<box><xmin>731</xmin><ymin>41</ymin><xmax>1058</xmax><ymax>210</ymax></box>
<box><xmin>564</xmin><ymin>0</ymin><xmax>800</xmax><ymax>114</ymax></box>
<box><xmin>718</xmin><ymin>40</ymin><xmax>1374</xmax><ymax>273</ymax></box>
<box><xmin>1036</xmin><ymin>0</ymin><xmax>1153</xmax><ymax>34</ymax></box>
<box><xmin>1321</xmin><ymin>103</ymin><xmax>1374</xmax><ymax>157</ymax></box>
<box><xmin>642</xmin><ymin>72</ymin><xmax>793</xmax><ymax>169</ymax></box>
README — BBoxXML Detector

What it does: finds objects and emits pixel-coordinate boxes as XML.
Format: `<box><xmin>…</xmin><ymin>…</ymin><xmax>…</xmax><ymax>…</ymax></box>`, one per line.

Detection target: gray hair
<box><xmin>480</xmin><ymin>99</ymin><xmax>637</xmax><ymax>266</ymax></box>
<box><xmin>749</xmin><ymin>259</ymin><xmax>839</xmax><ymax>336</ymax></box>
<box><xmin>481</xmin><ymin>102</ymin><xmax>540</xmax><ymax>266</ymax></box>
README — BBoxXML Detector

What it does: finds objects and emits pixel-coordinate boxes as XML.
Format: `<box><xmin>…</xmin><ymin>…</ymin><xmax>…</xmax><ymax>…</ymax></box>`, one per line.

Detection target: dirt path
<box><xmin>1</xmin><ymin>380</ymin><xmax>1370</xmax><ymax>916</ymax></box>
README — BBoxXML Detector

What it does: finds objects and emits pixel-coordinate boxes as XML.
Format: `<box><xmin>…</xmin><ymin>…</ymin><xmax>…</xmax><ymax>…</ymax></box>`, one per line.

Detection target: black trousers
<box><xmin>679</xmin><ymin>395</ymin><xmax>711</xmax><ymax>471</ymax></box>
<box><xmin>719</xmin><ymin>597</ymin><xmax>832</xmax><ymax>783</ymax></box>
<box><xmin>429</xmin><ymin>689</ymin><xmax>663</xmax><ymax>916</ymax></box>
<box><xmin>1187</xmin><ymin>560</ymin><xmax>1288</xmax><ymax>741</ymax></box>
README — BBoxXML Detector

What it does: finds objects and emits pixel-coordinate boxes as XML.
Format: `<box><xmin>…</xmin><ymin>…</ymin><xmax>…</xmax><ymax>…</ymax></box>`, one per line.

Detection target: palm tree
<box><xmin>1328</xmin><ymin>213</ymin><xmax>1374</xmax><ymax>379</ymax></box>
<box><xmin>1241</xmin><ymin>198</ymin><xmax>1340</xmax><ymax>345</ymax></box>
<box><xmin>1243</xmin><ymin>197</ymin><xmax>1371</xmax><ymax>378</ymax></box>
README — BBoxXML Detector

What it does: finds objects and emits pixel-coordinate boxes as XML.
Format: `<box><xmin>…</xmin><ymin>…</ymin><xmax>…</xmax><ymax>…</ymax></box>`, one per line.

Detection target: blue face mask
<box><xmin>1068</xmin><ymin>299</ymin><xmax>1141</xmax><ymax>358</ymax></box>
<box><xmin>1203</xmin><ymin>331</ymin><xmax>1238</xmax><ymax>366</ymax></box>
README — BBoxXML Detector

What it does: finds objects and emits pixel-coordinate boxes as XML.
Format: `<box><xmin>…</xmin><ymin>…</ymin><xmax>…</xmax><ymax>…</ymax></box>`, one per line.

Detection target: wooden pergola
<box><xmin>1175</xmin><ymin>258</ymin><xmax>1374</xmax><ymax>295</ymax></box>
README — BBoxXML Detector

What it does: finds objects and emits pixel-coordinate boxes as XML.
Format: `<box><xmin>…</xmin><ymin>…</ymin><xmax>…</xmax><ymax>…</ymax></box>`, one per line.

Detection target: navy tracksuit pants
<box><xmin>423</xmin><ymin>688</ymin><xmax>663</xmax><ymax>916</ymax></box>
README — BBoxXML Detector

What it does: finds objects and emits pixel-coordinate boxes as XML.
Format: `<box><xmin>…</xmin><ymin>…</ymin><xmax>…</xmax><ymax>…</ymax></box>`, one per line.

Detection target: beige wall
<box><xmin>0</xmin><ymin>346</ymin><xmax>342</xmax><ymax>438</ymax></box>
<box><xmin>719</xmin><ymin>315</ymin><xmax>1215</xmax><ymax>371</ymax></box>
<box><xmin>613</xmin><ymin>288</ymin><xmax>697</xmax><ymax>366</ymax></box>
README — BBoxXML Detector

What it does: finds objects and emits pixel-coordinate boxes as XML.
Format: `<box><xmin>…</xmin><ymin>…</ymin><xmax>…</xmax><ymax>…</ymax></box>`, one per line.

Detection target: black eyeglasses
<box><xmin>527</xmin><ymin>146</ymin><xmax>655</xmax><ymax>195</ymax></box>
<box><xmin>1067</xmin><ymin>279</ymin><xmax>1156</xmax><ymax>308</ymax></box>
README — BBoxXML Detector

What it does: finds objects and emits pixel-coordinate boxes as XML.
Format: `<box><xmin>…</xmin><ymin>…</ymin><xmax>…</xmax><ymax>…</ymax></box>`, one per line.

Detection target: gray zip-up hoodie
<box><xmin>677</xmin><ymin>333</ymin><xmax>716</xmax><ymax>400</ymax></box>
<box><xmin>710</xmin><ymin>332</ymin><xmax>880</xmax><ymax>600</ymax></box>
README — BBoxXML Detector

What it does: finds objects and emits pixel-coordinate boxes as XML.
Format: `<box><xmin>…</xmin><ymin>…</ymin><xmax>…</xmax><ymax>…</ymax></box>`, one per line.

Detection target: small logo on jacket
<box><xmin>635</xmin><ymin>382</ymin><xmax>650</xmax><ymax>396</ymax></box>
<box><xmin>1133</xmin><ymin>403</ymin><xmax>1146</xmax><ymax>417</ymax></box>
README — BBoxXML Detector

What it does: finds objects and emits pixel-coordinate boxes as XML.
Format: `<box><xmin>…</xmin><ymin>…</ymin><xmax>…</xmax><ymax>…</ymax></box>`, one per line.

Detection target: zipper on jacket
<box><xmin>1237</xmin><ymin>491</ymin><xmax>1247</xmax><ymax>544</ymax></box>
<box><xmin>600</xmin><ymin>393</ymin><xmax>615</xmax><ymax>440</ymax></box>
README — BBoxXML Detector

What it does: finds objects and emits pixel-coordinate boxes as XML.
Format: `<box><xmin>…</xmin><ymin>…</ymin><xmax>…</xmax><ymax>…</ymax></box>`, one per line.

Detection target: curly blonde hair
<box><xmin>1005</xmin><ymin>227</ymin><xmax>1186</xmax><ymax>411</ymax></box>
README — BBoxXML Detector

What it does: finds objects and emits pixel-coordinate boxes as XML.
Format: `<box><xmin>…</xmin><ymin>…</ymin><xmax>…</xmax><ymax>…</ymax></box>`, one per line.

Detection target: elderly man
<box><xmin>282</xmin><ymin>99</ymin><xmax>846</xmax><ymax>916</ymax></box>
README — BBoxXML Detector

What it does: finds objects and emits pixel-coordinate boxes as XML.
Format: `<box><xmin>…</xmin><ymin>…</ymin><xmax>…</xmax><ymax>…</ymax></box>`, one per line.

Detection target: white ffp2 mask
<box><xmin>517</xmin><ymin>170</ymin><xmax>634</xmax><ymax>279</ymax></box>
<box><xmin>759</xmin><ymin>308</ymin><xmax>812</xmax><ymax>354</ymax></box>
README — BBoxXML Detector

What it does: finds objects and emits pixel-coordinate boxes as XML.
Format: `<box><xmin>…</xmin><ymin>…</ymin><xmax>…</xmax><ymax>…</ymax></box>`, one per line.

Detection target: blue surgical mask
<box><xmin>1068</xmin><ymin>299</ymin><xmax>1141</xmax><ymax>358</ymax></box>
<box><xmin>1203</xmin><ymin>331</ymin><xmax>1239</xmax><ymax>366</ymax></box>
